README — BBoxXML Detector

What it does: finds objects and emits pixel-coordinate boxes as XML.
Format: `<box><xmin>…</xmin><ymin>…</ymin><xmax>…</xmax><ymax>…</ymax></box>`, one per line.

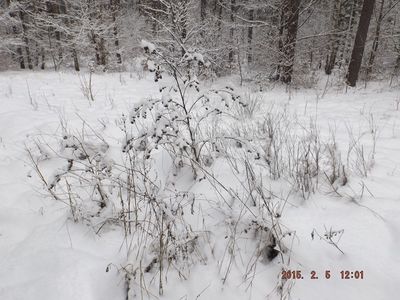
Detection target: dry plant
<box><xmin>78</xmin><ymin>62</ymin><xmax>95</xmax><ymax>102</ymax></box>
<box><xmin>311</xmin><ymin>227</ymin><xmax>345</xmax><ymax>254</ymax></box>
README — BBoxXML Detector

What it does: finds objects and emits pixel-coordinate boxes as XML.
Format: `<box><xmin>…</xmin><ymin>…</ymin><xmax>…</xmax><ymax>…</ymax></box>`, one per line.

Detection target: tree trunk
<box><xmin>111</xmin><ymin>0</ymin><xmax>122</xmax><ymax>64</ymax></box>
<box><xmin>180</xmin><ymin>1</ymin><xmax>188</xmax><ymax>56</ymax></box>
<box><xmin>19</xmin><ymin>10</ymin><xmax>33</xmax><ymax>70</ymax></box>
<box><xmin>46</xmin><ymin>0</ymin><xmax>63</xmax><ymax>69</ymax></box>
<box><xmin>72</xmin><ymin>48</ymin><xmax>80</xmax><ymax>71</ymax></box>
<box><xmin>276</xmin><ymin>6</ymin><xmax>285</xmax><ymax>79</ymax></box>
<box><xmin>17</xmin><ymin>47</ymin><xmax>25</xmax><ymax>69</ymax></box>
<box><xmin>325</xmin><ymin>0</ymin><xmax>342</xmax><ymax>75</ymax></box>
<box><xmin>91</xmin><ymin>32</ymin><xmax>101</xmax><ymax>65</ymax></box>
<box><xmin>201</xmin><ymin>0</ymin><xmax>207</xmax><ymax>22</ymax></box>
<box><xmin>366</xmin><ymin>0</ymin><xmax>385</xmax><ymax>77</ymax></box>
<box><xmin>10</xmin><ymin>9</ymin><xmax>25</xmax><ymax>69</ymax></box>
<box><xmin>393</xmin><ymin>53</ymin><xmax>400</xmax><ymax>76</ymax></box>
<box><xmin>41</xmin><ymin>47</ymin><xmax>45</xmax><ymax>70</ymax></box>
<box><xmin>228</xmin><ymin>0</ymin><xmax>236</xmax><ymax>65</ymax></box>
<box><xmin>216</xmin><ymin>1</ymin><xmax>223</xmax><ymax>34</ymax></box>
<box><xmin>281</xmin><ymin>0</ymin><xmax>301</xmax><ymax>84</ymax></box>
<box><xmin>99</xmin><ymin>37</ymin><xmax>107</xmax><ymax>66</ymax></box>
<box><xmin>338</xmin><ymin>0</ymin><xmax>361</xmax><ymax>69</ymax></box>
<box><xmin>346</xmin><ymin>0</ymin><xmax>376</xmax><ymax>87</ymax></box>
<box><xmin>200</xmin><ymin>0</ymin><xmax>207</xmax><ymax>38</ymax></box>
<box><xmin>35</xmin><ymin>42</ymin><xmax>40</xmax><ymax>67</ymax></box>
<box><xmin>55</xmin><ymin>30</ymin><xmax>63</xmax><ymax>63</ymax></box>
<box><xmin>247</xmin><ymin>9</ymin><xmax>254</xmax><ymax>64</ymax></box>
<box><xmin>32</xmin><ymin>2</ymin><xmax>40</xmax><ymax>69</ymax></box>
<box><xmin>62</xmin><ymin>1</ymin><xmax>80</xmax><ymax>71</ymax></box>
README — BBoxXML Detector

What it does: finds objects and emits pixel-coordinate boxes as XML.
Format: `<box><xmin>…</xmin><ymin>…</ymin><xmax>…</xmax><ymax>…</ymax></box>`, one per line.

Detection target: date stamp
<box><xmin>281</xmin><ymin>270</ymin><xmax>364</xmax><ymax>280</ymax></box>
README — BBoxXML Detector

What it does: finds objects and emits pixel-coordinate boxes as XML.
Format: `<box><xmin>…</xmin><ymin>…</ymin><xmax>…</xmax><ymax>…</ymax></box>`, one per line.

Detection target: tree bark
<box><xmin>216</xmin><ymin>1</ymin><xmax>223</xmax><ymax>34</ymax></box>
<box><xmin>228</xmin><ymin>0</ymin><xmax>236</xmax><ymax>65</ymax></box>
<box><xmin>346</xmin><ymin>0</ymin><xmax>376</xmax><ymax>86</ymax></box>
<box><xmin>200</xmin><ymin>0</ymin><xmax>207</xmax><ymax>38</ymax></box>
<box><xmin>19</xmin><ymin>10</ymin><xmax>33</xmax><ymax>70</ymax></box>
<box><xmin>281</xmin><ymin>0</ymin><xmax>301</xmax><ymax>84</ymax></box>
<box><xmin>99</xmin><ymin>37</ymin><xmax>107</xmax><ymax>66</ymax></box>
<box><xmin>366</xmin><ymin>0</ymin><xmax>385</xmax><ymax>77</ymax></box>
<box><xmin>393</xmin><ymin>53</ymin><xmax>400</xmax><ymax>76</ymax></box>
<box><xmin>201</xmin><ymin>0</ymin><xmax>207</xmax><ymax>22</ymax></box>
<box><xmin>325</xmin><ymin>0</ymin><xmax>342</xmax><ymax>75</ymax></box>
<box><xmin>9</xmin><ymin>8</ymin><xmax>25</xmax><ymax>69</ymax></box>
<box><xmin>40</xmin><ymin>47</ymin><xmax>45</xmax><ymax>70</ymax></box>
<box><xmin>276</xmin><ymin>6</ymin><xmax>285</xmax><ymax>79</ymax></box>
<box><xmin>17</xmin><ymin>47</ymin><xmax>25</xmax><ymax>69</ymax></box>
<box><xmin>72</xmin><ymin>48</ymin><xmax>80</xmax><ymax>71</ymax></box>
<box><xmin>111</xmin><ymin>0</ymin><xmax>122</xmax><ymax>64</ymax></box>
<box><xmin>46</xmin><ymin>0</ymin><xmax>63</xmax><ymax>68</ymax></box>
<box><xmin>247</xmin><ymin>8</ymin><xmax>254</xmax><ymax>64</ymax></box>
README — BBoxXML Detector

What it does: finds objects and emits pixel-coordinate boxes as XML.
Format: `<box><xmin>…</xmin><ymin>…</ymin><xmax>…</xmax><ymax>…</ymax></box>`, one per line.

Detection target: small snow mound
<box><xmin>147</xmin><ymin>60</ymin><xmax>156</xmax><ymax>72</ymax></box>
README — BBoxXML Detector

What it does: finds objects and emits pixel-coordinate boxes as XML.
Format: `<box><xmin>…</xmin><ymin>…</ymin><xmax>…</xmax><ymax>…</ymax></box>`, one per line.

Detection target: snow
<box><xmin>140</xmin><ymin>40</ymin><xmax>156</xmax><ymax>54</ymax></box>
<box><xmin>183</xmin><ymin>51</ymin><xmax>205</xmax><ymax>65</ymax></box>
<box><xmin>1</xmin><ymin>71</ymin><xmax>400</xmax><ymax>300</ymax></box>
<box><xmin>147</xmin><ymin>60</ymin><xmax>156</xmax><ymax>72</ymax></box>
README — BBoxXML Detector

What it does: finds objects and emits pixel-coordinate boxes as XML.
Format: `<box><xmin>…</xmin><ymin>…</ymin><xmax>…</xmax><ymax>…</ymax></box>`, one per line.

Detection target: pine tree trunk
<box><xmin>346</xmin><ymin>0</ymin><xmax>376</xmax><ymax>87</ymax></box>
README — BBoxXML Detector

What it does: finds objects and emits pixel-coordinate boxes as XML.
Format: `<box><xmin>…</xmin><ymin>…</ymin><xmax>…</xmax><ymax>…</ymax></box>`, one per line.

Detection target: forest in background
<box><xmin>1</xmin><ymin>0</ymin><xmax>400</xmax><ymax>87</ymax></box>
<box><xmin>1</xmin><ymin>2</ymin><xmax>400</xmax><ymax>300</ymax></box>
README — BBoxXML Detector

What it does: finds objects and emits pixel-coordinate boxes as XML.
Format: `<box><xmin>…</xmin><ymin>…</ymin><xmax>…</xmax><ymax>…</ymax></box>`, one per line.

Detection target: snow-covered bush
<box><xmin>27</xmin><ymin>129</ymin><xmax>114</xmax><ymax>223</ymax></box>
<box><xmin>134</xmin><ymin>40</ymin><xmax>252</xmax><ymax>179</ymax></box>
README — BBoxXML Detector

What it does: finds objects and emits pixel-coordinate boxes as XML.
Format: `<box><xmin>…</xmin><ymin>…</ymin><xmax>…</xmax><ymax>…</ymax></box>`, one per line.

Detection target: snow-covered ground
<box><xmin>0</xmin><ymin>71</ymin><xmax>399</xmax><ymax>300</ymax></box>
